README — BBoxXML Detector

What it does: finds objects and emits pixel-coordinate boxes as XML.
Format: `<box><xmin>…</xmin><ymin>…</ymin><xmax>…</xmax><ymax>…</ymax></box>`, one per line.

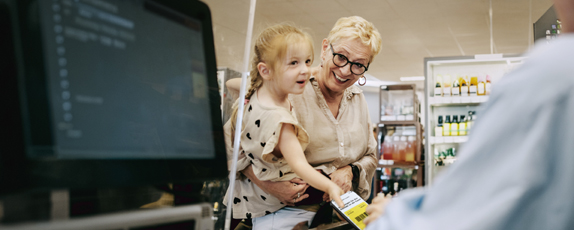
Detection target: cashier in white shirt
<box><xmin>364</xmin><ymin>0</ymin><xmax>574</xmax><ymax>229</ymax></box>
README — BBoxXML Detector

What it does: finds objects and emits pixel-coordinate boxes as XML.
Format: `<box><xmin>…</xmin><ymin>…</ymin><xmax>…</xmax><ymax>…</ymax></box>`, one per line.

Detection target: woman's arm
<box><xmin>279</xmin><ymin>123</ymin><xmax>345</xmax><ymax>208</ymax></box>
<box><xmin>226</xmin><ymin>78</ymin><xmax>241</xmax><ymax>99</ymax></box>
<box><xmin>241</xmin><ymin>164</ymin><xmax>309</xmax><ymax>206</ymax></box>
<box><xmin>327</xmin><ymin>119</ymin><xmax>378</xmax><ymax>201</ymax></box>
<box><xmin>352</xmin><ymin>122</ymin><xmax>379</xmax><ymax>197</ymax></box>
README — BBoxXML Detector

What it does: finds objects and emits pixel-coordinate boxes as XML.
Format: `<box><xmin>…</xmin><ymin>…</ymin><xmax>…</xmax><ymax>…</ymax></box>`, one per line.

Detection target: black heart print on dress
<box><xmin>261</xmin><ymin>142</ymin><xmax>266</xmax><ymax>147</ymax></box>
<box><xmin>255</xmin><ymin>119</ymin><xmax>260</xmax><ymax>127</ymax></box>
<box><xmin>243</xmin><ymin>196</ymin><xmax>249</xmax><ymax>202</ymax></box>
<box><xmin>234</xmin><ymin>197</ymin><xmax>241</xmax><ymax>204</ymax></box>
<box><xmin>248</xmin><ymin>153</ymin><xmax>254</xmax><ymax>159</ymax></box>
<box><xmin>260</xmin><ymin>195</ymin><xmax>267</xmax><ymax>201</ymax></box>
<box><xmin>246</xmin><ymin>133</ymin><xmax>251</xmax><ymax>139</ymax></box>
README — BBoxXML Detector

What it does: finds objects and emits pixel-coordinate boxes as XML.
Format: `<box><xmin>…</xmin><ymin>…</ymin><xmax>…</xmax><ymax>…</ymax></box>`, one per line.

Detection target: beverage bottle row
<box><xmin>381</xmin><ymin>99</ymin><xmax>414</xmax><ymax>116</ymax></box>
<box><xmin>546</xmin><ymin>19</ymin><xmax>562</xmax><ymax>42</ymax></box>
<box><xmin>434</xmin><ymin>147</ymin><xmax>457</xmax><ymax>166</ymax></box>
<box><xmin>434</xmin><ymin>111</ymin><xmax>476</xmax><ymax>136</ymax></box>
<box><xmin>434</xmin><ymin>74</ymin><xmax>491</xmax><ymax>97</ymax></box>
<box><xmin>380</xmin><ymin>135</ymin><xmax>416</xmax><ymax>162</ymax></box>
<box><xmin>377</xmin><ymin>168</ymin><xmax>416</xmax><ymax>197</ymax></box>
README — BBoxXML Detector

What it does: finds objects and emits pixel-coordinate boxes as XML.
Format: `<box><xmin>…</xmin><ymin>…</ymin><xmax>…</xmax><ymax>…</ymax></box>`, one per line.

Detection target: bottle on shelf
<box><xmin>382</xmin><ymin>135</ymin><xmax>393</xmax><ymax>160</ymax></box>
<box><xmin>402</xmin><ymin>99</ymin><xmax>413</xmax><ymax>116</ymax></box>
<box><xmin>469</xmin><ymin>75</ymin><xmax>478</xmax><ymax>96</ymax></box>
<box><xmin>551</xmin><ymin>24</ymin><xmax>557</xmax><ymax>38</ymax></box>
<box><xmin>380</xmin><ymin>179</ymin><xmax>390</xmax><ymax>196</ymax></box>
<box><xmin>447</xmin><ymin>147</ymin><xmax>457</xmax><ymax>157</ymax></box>
<box><xmin>435</xmin><ymin>115</ymin><xmax>443</xmax><ymax>137</ymax></box>
<box><xmin>459</xmin><ymin>115</ymin><xmax>467</xmax><ymax>136</ymax></box>
<box><xmin>443</xmin><ymin>75</ymin><xmax>452</xmax><ymax>97</ymax></box>
<box><xmin>392</xmin><ymin>135</ymin><xmax>401</xmax><ymax>161</ymax></box>
<box><xmin>467</xmin><ymin>111</ymin><xmax>474</xmax><ymax>135</ymax></box>
<box><xmin>485</xmin><ymin>74</ymin><xmax>492</xmax><ymax>95</ymax></box>
<box><xmin>451</xmin><ymin>76</ymin><xmax>460</xmax><ymax>96</ymax></box>
<box><xmin>405</xmin><ymin>136</ymin><xmax>415</xmax><ymax>162</ymax></box>
<box><xmin>434</xmin><ymin>149</ymin><xmax>444</xmax><ymax>166</ymax></box>
<box><xmin>398</xmin><ymin>136</ymin><xmax>407</xmax><ymax>161</ymax></box>
<box><xmin>435</xmin><ymin>75</ymin><xmax>443</xmax><ymax>97</ymax></box>
<box><xmin>392</xmin><ymin>182</ymin><xmax>399</xmax><ymax>196</ymax></box>
<box><xmin>477</xmin><ymin>75</ymin><xmax>486</xmax><ymax>96</ymax></box>
<box><xmin>443</xmin><ymin>115</ymin><xmax>451</xmax><ymax>136</ymax></box>
<box><xmin>393</xmin><ymin>103</ymin><xmax>401</xmax><ymax>116</ymax></box>
<box><xmin>460</xmin><ymin>75</ymin><xmax>469</xmax><ymax>96</ymax></box>
<box><xmin>451</xmin><ymin>115</ymin><xmax>459</xmax><ymax>136</ymax></box>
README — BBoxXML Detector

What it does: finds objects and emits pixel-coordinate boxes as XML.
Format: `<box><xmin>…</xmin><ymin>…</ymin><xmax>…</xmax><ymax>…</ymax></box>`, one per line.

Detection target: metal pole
<box><xmin>489</xmin><ymin>0</ymin><xmax>494</xmax><ymax>54</ymax></box>
<box><xmin>224</xmin><ymin>0</ymin><xmax>256</xmax><ymax>229</ymax></box>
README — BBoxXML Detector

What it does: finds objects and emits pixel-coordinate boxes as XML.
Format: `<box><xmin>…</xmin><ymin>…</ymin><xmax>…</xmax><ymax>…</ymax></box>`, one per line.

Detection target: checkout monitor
<box><xmin>0</xmin><ymin>0</ymin><xmax>226</xmax><ymax>195</ymax></box>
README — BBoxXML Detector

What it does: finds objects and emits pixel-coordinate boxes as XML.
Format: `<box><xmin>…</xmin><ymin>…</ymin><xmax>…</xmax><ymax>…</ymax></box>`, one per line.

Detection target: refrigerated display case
<box><xmin>375</xmin><ymin>84</ymin><xmax>424</xmax><ymax>196</ymax></box>
<box><xmin>423</xmin><ymin>54</ymin><xmax>526</xmax><ymax>185</ymax></box>
<box><xmin>533</xmin><ymin>6</ymin><xmax>560</xmax><ymax>42</ymax></box>
<box><xmin>217</xmin><ymin>67</ymin><xmax>242</xmax><ymax>124</ymax></box>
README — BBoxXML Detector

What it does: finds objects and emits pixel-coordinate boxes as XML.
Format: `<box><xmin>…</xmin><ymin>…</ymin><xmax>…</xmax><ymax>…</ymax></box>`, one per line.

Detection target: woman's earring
<box><xmin>358</xmin><ymin>76</ymin><xmax>367</xmax><ymax>86</ymax></box>
<box><xmin>320</xmin><ymin>60</ymin><xmax>323</xmax><ymax>67</ymax></box>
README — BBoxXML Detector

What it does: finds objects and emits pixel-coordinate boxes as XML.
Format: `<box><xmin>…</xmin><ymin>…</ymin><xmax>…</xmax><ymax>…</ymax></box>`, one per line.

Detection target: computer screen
<box><xmin>0</xmin><ymin>0</ymin><xmax>227</xmax><ymax>195</ymax></box>
<box><xmin>36</xmin><ymin>0</ymin><xmax>214</xmax><ymax>160</ymax></box>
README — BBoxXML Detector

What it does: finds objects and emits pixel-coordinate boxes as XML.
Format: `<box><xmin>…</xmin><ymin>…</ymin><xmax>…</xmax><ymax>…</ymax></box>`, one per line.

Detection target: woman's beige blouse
<box><xmin>288</xmin><ymin>76</ymin><xmax>378</xmax><ymax>200</ymax></box>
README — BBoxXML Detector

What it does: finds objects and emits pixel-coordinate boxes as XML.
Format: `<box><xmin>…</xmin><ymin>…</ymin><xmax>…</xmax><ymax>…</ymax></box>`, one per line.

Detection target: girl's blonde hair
<box><xmin>228</xmin><ymin>23</ymin><xmax>313</xmax><ymax>135</ymax></box>
<box><xmin>327</xmin><ymin>16</ymin><xmax>382</xmax><ymax>63</ymax></box>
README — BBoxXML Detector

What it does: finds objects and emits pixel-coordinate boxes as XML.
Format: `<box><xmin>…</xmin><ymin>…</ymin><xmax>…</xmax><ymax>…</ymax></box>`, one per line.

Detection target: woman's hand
<box><xmin>242</xmin><ymin>165</ymin><xmax>309</xmax><ymax>206</ymax></box>
<box><xmin>260</xmin><ymin>179</ymin><xmax>309</xmax><ymax>206</ymax></box>
<box><xmin>323</xmin><ymin>165</ymin><xmax>353</xmax><ymax>201</ymax></box>
<box><xmin>363</xmin><ymin>193</ymin><xmax>392</xmax><ymax>226</ymax></box>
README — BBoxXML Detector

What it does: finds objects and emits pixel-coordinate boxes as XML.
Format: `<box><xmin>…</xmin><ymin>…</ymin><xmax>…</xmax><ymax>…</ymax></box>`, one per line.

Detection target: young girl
<box><xmin>224</xmin><ymin>24</ymin><xmax>344</xmax><ymax>227</ymax></box>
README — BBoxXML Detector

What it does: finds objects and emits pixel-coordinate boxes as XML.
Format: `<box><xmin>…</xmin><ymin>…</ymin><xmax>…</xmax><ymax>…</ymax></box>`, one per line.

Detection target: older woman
<box><xmin>226</xmin><ymin>16</ymin><xmax>382</xmax><ymax>229</ymax></box>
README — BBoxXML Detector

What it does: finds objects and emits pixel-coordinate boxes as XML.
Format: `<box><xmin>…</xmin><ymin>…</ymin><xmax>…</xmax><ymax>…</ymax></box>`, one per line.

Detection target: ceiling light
<box><xmin>400</xmin><ymin>76</ymin><xmax>425</xmax><ymax>82</ymax></box>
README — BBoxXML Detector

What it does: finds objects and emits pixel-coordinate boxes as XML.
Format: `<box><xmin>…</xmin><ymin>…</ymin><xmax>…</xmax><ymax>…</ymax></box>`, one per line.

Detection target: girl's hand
<box><xmin>324</xmin><ymin>165</ymin><xmax>353</xmax><ymax>202</ymax></box>
<box><xmin>327</xmin><ymin>185</ymin><xmax>345</xmax><ymax>209</ymax></box>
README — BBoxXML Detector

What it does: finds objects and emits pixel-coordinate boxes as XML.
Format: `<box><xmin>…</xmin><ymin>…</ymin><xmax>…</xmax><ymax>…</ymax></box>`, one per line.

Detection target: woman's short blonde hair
<box><xmin>327</xmin><ymin>16</ymin><xmax>382</xmax><ymax>63</ymax></box>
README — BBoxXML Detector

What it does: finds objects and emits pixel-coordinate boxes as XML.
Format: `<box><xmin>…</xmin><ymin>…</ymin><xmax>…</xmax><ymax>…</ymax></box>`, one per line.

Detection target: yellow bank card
<box><xmin>331</xmin><ymin>191</ymin><xmax>369</xmax><ymax>230</ymax></box>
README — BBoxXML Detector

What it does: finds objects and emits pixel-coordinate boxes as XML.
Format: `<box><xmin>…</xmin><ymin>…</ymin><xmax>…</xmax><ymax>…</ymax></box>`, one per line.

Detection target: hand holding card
<box><xmin>330</xmin><ymin>191</ymin><xmax>369</xmax><ymax>230</ymax></box>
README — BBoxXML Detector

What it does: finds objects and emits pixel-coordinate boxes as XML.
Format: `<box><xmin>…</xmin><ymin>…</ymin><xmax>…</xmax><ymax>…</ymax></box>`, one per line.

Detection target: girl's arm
<box><xmin>278</xmin><ymin>123</ymin><xmax>345</xmax><ymax>208</ymax></box>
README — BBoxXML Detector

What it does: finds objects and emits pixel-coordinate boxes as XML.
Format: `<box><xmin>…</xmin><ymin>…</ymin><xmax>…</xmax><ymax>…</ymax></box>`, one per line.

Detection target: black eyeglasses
<box><xmin>330</xmin><ymin>44</ymin><xmax>369</xmax><ymax>75</ymax></box>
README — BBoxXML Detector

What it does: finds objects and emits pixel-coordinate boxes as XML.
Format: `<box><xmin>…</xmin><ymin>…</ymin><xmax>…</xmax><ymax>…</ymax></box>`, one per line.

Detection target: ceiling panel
<box><xmin>202</xmin><ymin>0</ymin><xmax>554</xmax><ymax>82</ymax></box>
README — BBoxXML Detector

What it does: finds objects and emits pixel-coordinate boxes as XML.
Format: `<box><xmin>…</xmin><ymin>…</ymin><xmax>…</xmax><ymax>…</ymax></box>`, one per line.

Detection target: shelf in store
<box><xmin>429</xmin><ymin>95</ymin><xmax>488</xmax><ymax>106</ymax></box>
<box><xmin>436</xmin><ymin>157</ymin><xmax>458</xmax><ymax>166</ymax></box>
<box><xmin>444</xmin><ymin>157</ymin><xmax>457</xmax><ymax>164</ymax></box>
<box><xmin>378</xmin><ymin>160</ymin><xmax>421</xmax><ymax>169</ymax></box>
<box><xmin>380</xmin><ymin>114</ymin><xmax>415</xmax><ymax>121</ymax></box>
<box><xmin>429</xmin><ymin>136</ymin><xmax>469</xmax><ymax>144</ymax></box>
<box><xmin>378</xmin><ymin>120</ymin><xmax>419</xmax><ymax>126</ymax></box>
